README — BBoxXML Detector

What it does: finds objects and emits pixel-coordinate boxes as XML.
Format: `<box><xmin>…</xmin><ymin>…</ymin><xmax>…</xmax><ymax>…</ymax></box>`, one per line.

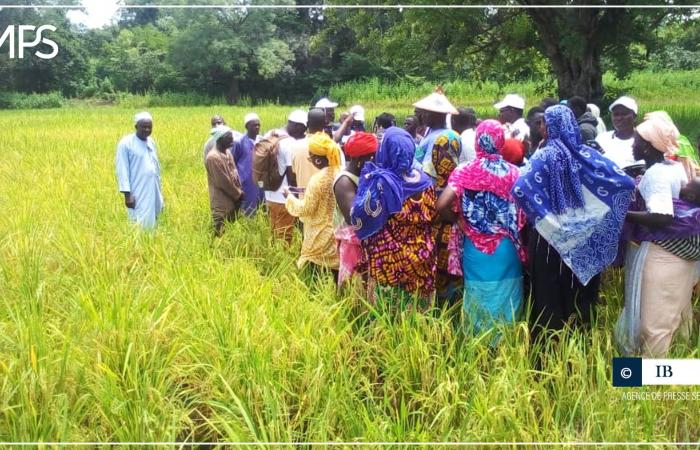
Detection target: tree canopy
<box><xmin>0</xmin><ymin>1</ymin><xmax>698</xmax><ymax>104</ymax></box>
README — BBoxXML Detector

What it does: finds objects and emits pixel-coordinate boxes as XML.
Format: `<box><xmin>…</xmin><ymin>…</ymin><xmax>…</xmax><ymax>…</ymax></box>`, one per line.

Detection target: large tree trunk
<box><xmin>227</xmin><ymin>78</ymin><xmax>240</xmax><ymax>105</ymax></box>
<box><xmin>525</xmin><ymin>7</ymin><xmax>605</xmax><ymax>103</ymax></box>
<box><xmin>554</xmin><ymin>48</ymin><xmax>604</xmax><ymax>102</ymax></box>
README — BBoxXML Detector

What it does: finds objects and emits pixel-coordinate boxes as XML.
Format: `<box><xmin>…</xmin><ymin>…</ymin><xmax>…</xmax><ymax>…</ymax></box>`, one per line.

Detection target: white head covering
<box><xmin>493</xmin><ymin>94</ymin><xmax>525</xmax><ymax>111</ymax></box>
<box><xmin>134</xmin><ymin>111</ymin><xmax>153</xmax><ymax>124</ymax></box>
<box><xmin>413</xmin><ymin>87</ymin><xmax>459</xmax><ymax>115</ymax></box>
<box><xmin>587</xmin><ymin>103</ymin><xmax>600</xmax><ymax>118</ymax></box>
<box><xmin>609</xmin><ymin>96</ymin><xmax>638</xmax><ymax>115</ymax></box>
<box><xmin>244</xmin><ymin>113</ymin><xmax>260</xmax><ymax>126</ymax></box>
<box><xmin>315</xmin><ymin>97</ymin><xmax>338</xmax><ymax>108</ymax></box>
<box><xmin>349</xmin><ymin>105</ymin><xmax>365</xmax><ymax>122</ymax></box>
<box><xmin>288</xmin><ymin>109</ymin><xmax>308</xmax><ymax>127</ymax></box>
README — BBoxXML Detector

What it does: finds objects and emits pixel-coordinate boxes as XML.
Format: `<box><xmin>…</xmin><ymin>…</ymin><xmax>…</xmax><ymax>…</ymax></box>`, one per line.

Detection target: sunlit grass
<box><xmin>0</xmin><ymin>106</ymin><xmax>698</xmax><ymax>443</ymax></box>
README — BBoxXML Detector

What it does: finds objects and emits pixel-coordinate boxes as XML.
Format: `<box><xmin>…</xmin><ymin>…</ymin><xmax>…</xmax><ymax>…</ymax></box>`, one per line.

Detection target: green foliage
<box><xmin>97</xmin><ymin>25</ymin><xmax>174</xmax><ymax>94</ymax></box>
<box><xmin>1</xmin><ymin>6</ymin><xmax>699</xmax><ymax>104</ymax></box>
<box><xmin>0</xmin><ymin>91</ymin><xmax>64</xmax><ymax>109</ymax></box>
<box><xmin>647</xmin><ymin>16</ymin><xmax>700</xmax><ymax>71</ymax></box>
<box><xmin>0</xmin><ymin>6</ymin><xmax>91</xmax><ymax>97</ymax></box>
<box><xmin>113</xmin><ymin>91</ymin><xmax>228</xmax><ymax>108</ymax></box>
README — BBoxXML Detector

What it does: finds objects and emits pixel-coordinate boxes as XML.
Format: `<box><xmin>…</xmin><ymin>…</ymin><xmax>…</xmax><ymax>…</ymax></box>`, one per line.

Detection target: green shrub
<box><xmin>0</xmin><ymin>91</ymin><xmax>65</xmax><ymax>109</ymax></box>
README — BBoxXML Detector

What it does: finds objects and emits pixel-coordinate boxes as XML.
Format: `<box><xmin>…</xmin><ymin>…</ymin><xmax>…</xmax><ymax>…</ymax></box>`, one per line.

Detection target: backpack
<box><xmin>252</xmin><ymin>131</ymin><xmax>289</xmax><ymax>191</ymax></box>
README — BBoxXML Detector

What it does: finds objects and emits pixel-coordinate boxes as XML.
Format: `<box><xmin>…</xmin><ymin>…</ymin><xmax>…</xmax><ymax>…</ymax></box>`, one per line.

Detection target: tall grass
<box><xmin>0</xmin><ymin>107</ymin><xmax>699</xmax><ymax>443</ymax></box>
<box><xmin>330</xmin><ymin>70</ymin><xmax>700</xmax><ymax>108</ymax></box>
<box><xmin>329</xmin><ymin>70</ymin><xmax>700</xmax><ymax>138</ymax></box>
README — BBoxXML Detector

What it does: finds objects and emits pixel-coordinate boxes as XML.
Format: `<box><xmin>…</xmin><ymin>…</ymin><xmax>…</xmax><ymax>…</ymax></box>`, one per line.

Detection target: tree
<box><xmin>97</xmin><ymin>25</ymin><xmax>175</xmax><ymax>93</ymax></box>
<box><xmin>319</xmin><ymin>0</ymin><xmax>549</xmax><ymax>86</ymax></box>
<box><xmin>164</xmin><ymin>0</ymin><xmax>298</xmax><ymax>103</ymax></box>
<box><xmin>521</xmin><ymin>0</ymin><xmax>696</xmax><ymax>101</ymax></box>
<box><xmin>0</xmin><ymin>1</ymin><xmax>90</xmax><ymax>96</ymax></box>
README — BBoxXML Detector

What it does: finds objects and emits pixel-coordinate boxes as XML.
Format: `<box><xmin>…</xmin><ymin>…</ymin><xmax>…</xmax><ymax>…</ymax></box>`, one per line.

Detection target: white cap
<box><xmin>134</xmin><ymin>111</ymin><xmax>152</xmax><ymax>124</ymax></box>
<box><xmin>288</xmin><ymin>109</ymin><xmax>308</xmax><ymax>126</ymax></box>
<box><xmin>494</xmin><ymin>94</ymin><xmax>525</xmax><ymax>111</ymax></box>
<box><xmin>244</xmin><ymin>112</ymin><xmax>260</xmax><ymax>126</ymax></box>
<box><xmin>609</xmin><ymin>96</ymin><xmax>638</xmax><ymax>115</ymax></box>
<box><xmin>315</xmin><ymin>97</ymin><xmax>338</xmax><ymax>108</ymax></box>
<box><xmin>349</xmin><ymin>105</ymin><xmax>365</xmax><ymax>122</ymax></box>
<box><xmin>413</xmin><ymin>89</ymin><xmax>459</xmax><ymax>115</ymax></box>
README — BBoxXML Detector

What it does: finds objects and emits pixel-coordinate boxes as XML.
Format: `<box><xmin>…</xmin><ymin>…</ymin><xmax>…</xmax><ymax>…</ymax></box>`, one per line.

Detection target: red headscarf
<box><xmin>502</xmin><ymin>138</ymin><xmax>525</xmax><ymax>166</ymax></box>
<box><xmin>345</xmin><ymin>132</ymin><xmax>378</xmax><ymax>157</ymax></box>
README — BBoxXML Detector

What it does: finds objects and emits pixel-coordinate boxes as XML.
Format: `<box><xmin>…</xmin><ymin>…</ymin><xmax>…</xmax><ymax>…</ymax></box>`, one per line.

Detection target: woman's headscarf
<box><xmin>350</xmin><ymin>126</ymin><xmax>432</xmax><ymax>240</ymax></box>
<box><xmin>587</xmin><ymin>103</ymin><xmax>607</xmax><ymax>135</ymax></box>
<box><xmin>512</xmin><ymin>105</ymin><xmax>635</xmax><ymax>285</ymax></box>
<box><xmin>345</xmin><ymin>132</ymin><xmax>378</xmax><ymax>157</ymax></box>
<box><xmin>309</xmin><ymin>132</ymin><xmax>341</xmax><ymax>167</ymax></box>
<box><xmin>448</xmin><ymin>120</ymin><xmax>525</xmax><ymax>260</ymax></box>
<box><xmin>636</xmin><ymin>111</ymin><xmax>680</xmax><ymax>157</ymax></box>
<box><xmin>502</xmin><ymin>138</ymin><xmax>525</xmax><ymax>166</ymax></box>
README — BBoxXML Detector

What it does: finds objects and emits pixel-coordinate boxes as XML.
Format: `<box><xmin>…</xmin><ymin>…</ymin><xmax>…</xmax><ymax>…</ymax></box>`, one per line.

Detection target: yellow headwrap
<box><xmin>308</xmin><ymin>132</ymin><xmax>341</xmax><ymax>167</ymax></box>
<box><xmin>636</xmin><ymin>111</ymin><xmax>679</xmax><ymax>157</ymax></box>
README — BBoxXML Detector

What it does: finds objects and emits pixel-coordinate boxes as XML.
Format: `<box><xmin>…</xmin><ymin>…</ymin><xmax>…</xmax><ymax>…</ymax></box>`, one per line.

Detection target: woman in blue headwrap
<box><xmin>350</xmin><ymin>126</ymin><xmax>437</xmax><ymax>306</ymax></box>
<box><xmin>512</xmin><ymin>105</ymin><xmax>635</xmax><ymax>335</ymax></box>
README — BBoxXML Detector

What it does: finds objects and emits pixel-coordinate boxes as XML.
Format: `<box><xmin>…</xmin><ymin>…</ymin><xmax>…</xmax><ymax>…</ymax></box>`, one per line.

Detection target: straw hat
<box><xmin>412</xmin><ymin>86</ymin><xmax>458</xmax><ymax>115</ymax></box>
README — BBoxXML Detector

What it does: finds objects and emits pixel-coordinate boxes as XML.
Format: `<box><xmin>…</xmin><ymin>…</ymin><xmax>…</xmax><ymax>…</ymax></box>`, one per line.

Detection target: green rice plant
<box><xmin>0</xmin><ymin>105</ymin><xmax>699</xmax><ymax>444</ymax></box>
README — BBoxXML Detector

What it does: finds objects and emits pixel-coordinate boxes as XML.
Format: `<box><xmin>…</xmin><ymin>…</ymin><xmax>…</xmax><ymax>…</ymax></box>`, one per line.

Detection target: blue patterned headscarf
<box><xmin>350</xmin><ymin>126</ymin><xmax>432</xmax><ymax>240</ymax></box>
<box><xmin>512</xmin><ymin>105</ymin><xmax>635</xmax><ymax>285</ymax></box>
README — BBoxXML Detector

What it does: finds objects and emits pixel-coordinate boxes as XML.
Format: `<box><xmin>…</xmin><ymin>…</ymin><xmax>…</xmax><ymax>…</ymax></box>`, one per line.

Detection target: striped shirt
<box><xmin>656</xmin><ymin>236</ymin><xmax>700</xmax><ymax>261</ymax></box>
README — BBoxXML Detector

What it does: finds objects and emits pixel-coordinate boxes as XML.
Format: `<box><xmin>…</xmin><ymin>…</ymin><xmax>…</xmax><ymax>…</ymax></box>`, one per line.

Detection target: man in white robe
<box><xmin>115</xmin><ymin>112</ymin><xmax>164</xmax><ymax>229</ymax></box>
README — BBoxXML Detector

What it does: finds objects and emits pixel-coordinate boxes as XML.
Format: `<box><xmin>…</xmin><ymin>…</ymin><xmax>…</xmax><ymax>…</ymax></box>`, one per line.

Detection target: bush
<box><xmin>113</xmin><ymin>91</ymin><xmax>228</xmax><ymax>108</ymax></box>
<box><xmin>0</xmin><ymin>91</ymin><xmax>65</xmax><ymax>109</ymax></box>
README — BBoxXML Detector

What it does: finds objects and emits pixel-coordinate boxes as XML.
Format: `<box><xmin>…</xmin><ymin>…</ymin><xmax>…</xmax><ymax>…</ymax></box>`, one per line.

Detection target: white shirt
<box><xmin>595</xmin><ymin>131</ymin><xmax>639</xmax><ymax>169</ymax></box>
<box><xmin>639</xmin><ymin>161</ymin><xmax>687</xmax><ymax>216</ymax></box>
<box><xmin>459</xmin><ymin>128</ymin><xmax>476</xmax><ymax>164</ymax></box>
<box><xmin>505</xmin><ymin>118</ymin><xmax>529</xmax><ymax>142</ymax></box>
<box><xmin>264</xmin><ymin>135</ymin><xmax>297</xmax><ymax>204</ymax></box>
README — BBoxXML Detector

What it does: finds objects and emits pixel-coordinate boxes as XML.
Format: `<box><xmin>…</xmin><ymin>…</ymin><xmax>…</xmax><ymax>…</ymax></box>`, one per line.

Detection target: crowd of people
<box><xmin>115</xmin><ymin>90</ymin><xmax>700</xmax><ymax>357</ymax></box>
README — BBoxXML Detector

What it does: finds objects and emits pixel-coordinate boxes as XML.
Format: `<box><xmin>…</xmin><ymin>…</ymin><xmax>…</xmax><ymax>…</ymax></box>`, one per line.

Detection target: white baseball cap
<box><xmin>315</xmin><ymin>97</ymin><xmax>338</xmax><ymax>108</ymax></box>
<box><xmin>349</xmin><ymin>105</ymin><xmax>365</xmax><ymax>122</ymax></box>
<box><xmin>244</xmin><ymin>112</ymin><xmax>260</xmax><ymax>126</ymax></box>
<box><xmin>494</xmin><ymin>94</ymin><xmax>525</xmax><ymax>111</ymax></box>
<box><xmin>609</xmin><ymin>96</ymin><xmax>638</xmax><ymax>115</ymax></box>
<box><xmin>288</xmin><ymin>109</ymin><xmax>308</xmax><ymax>126</ymax></box>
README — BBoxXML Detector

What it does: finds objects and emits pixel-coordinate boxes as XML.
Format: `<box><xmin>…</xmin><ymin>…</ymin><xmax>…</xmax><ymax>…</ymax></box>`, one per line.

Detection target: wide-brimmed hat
<box><xmin>413</xmin><ymin>86</ymin><xmax>459</xmax><ymax>115</ymax></box>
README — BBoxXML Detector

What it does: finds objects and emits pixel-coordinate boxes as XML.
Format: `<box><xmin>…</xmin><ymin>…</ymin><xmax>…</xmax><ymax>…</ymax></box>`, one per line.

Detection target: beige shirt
<box><xmin>291</xmin><ymin>137</ymin><xmax>319</xmax><ymax>191</ymax></box>
<box><xmin>205</xmin><ymin>149</ymin><xmax>243</xmax><ymax>218</ymax></box>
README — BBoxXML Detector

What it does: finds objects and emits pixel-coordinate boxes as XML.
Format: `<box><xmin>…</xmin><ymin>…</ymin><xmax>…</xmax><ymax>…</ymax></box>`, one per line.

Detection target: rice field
<box><xmin>0</xmin><ymin>105</ymin><xmax>699</xmax><ymax>444</ymax></box>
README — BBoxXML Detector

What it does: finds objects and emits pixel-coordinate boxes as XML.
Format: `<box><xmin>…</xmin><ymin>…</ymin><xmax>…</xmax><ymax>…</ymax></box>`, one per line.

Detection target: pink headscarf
<box><xmin>449</xmin><ymin>119</ymin><xmax>514</xmax><ymax>198</ymax></box>
<box><xmin>636</xmin><ymin>111</ymin><xmax>679</xmax><ymax>157</ymax></box>
<box><xmin>447</xmin><ymin>119</ymin><xmax>525</xmax><ymax>261</ymax></box>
